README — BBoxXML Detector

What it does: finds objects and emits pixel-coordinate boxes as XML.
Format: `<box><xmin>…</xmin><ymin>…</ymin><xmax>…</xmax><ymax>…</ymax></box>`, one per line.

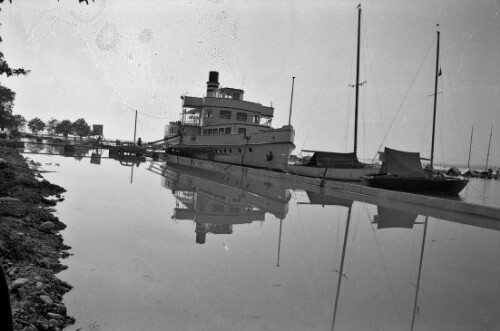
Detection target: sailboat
<box><xmin>282</xmin><ymin>4</ymin><xmax>379</xmax><ymax>181</ymax></box>
<box><xmin>361</xmin><ymin>26</ymin><xmax>469</xmax><ymax>195</ymax></box>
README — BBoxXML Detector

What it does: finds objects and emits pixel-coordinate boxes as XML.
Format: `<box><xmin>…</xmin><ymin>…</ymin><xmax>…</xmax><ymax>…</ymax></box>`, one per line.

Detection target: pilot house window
<box><xmin>236</xmin><ymin>112</ymin><xmax>248</xmax><ymax>122</ymax></box>
<box><xmin>220</xmin><ymin>110</ymin><xmax>232</xmax><ymax>119</ymax></box>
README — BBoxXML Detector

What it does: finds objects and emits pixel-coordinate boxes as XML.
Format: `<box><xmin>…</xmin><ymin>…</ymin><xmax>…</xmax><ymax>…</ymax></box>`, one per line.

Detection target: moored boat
<box><xmin>281</xmin><ymin>5</ymin><xmax>379</xmax><ymax>181</ymax></box>
<box><xmin>361</xmin><ymin>26</ymin><xmax>469</xmax><ymax>195</ymax></box>
<box><xmin>164</xmin><ymin>71</ymin><xmax>295</xmax><ymax>170</ymax></box>
<box><xmin>361</xmin><ymin>147</ymin><xmax>469</xmax><ymax>195</ymax></box>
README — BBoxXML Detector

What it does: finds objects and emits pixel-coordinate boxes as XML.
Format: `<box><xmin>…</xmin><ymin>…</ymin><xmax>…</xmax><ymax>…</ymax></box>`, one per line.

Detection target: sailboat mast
<box><xmin>288</xmin><ymin>77</ymin><xmax>296</xmax><ymax>126</ymax></box>
<box><xmin>430</xmin><ymin>26</ymin><xmax>440</xmax><ymax>169</ymax></box>
<box><xmin>353</xmin><ymin>5</ymin><xmax>362</xmax><ymax>155</ymax></box>
<box><xmin>467</xmin><ymin>126</ymin><xmax>473</xmax><ymax>169</ymax></box>
<box><xmin>485</xmin><ymin>124</ymin><xmax>493</xmax><ymax>171</ymax></box>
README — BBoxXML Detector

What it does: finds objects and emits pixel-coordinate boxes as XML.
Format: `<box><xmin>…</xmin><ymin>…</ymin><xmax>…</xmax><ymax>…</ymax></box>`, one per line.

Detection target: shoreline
<box><xmin>0</xmin><ymin>142</ymin><xmax>74</xmax><ymax>330</ymax></box>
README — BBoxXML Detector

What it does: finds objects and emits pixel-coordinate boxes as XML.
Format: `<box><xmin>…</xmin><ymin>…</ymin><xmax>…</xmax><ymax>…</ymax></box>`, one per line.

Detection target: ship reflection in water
<box><xmin>22</xmin><ymin>151</ymin><xmax>500</xmax><ymax>330</ymax></box>
<box><xmin>148</xmin><ymin>161</ymin><xmax>500</xmax><ymax>330</ymax></box>
<box><xmin>153</xmin><ymin>163</ymin><xmax>291</xmax><ymax>244</ymax></box>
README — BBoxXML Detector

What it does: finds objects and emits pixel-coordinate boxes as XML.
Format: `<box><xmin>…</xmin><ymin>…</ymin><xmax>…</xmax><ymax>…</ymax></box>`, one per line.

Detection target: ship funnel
<box><xmin>207</xmin><ymin>71</ymin><xmax>219</xmax><ymax>97</ymax></box>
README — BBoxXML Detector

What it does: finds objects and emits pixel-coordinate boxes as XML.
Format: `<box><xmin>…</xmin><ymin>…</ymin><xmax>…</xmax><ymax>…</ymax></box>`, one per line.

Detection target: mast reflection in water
<box><xmin>23</xmin><ymin>152</ymin><xmax>500</xmax><ymax>331</ymax></box>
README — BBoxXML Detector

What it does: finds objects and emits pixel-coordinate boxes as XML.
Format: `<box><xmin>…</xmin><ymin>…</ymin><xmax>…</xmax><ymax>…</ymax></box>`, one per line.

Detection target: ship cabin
<box><xmin>165</xmin><ymin>71</ymin><xmax>275</xmax><ymax>141</ymax></box>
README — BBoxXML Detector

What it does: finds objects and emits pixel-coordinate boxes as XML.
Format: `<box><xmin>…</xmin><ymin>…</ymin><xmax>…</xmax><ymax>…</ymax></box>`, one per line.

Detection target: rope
<box><xmin>374</xmin><ymin>39</ymin><xmax>435</xmax><ymax>160</ymax></box>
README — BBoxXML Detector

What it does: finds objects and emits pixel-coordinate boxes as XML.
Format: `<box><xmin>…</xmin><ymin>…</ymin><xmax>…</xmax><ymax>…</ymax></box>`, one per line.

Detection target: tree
<box><xmin>10</xmin><ymin>114</ymin><xmax>26</xmax><ymax>135</ymax></box>
<box><xmin>28</xmin><ymin>117</ymin><xmax>46</xmax><ymax>135</ymax></box>
<box><xmin>55</xmin><ymin>119</ymin><xmax>73</xmax><ymax>138</ymax></box>
<box><xmin>0</xmin><ymin>85</ymin><xmax>16</xmax><ymax>131</ymax></box>
<box><xmin>46</xmin><ymin>118</ymin><xmax>59</xmax><ymax>135</ymax></box>
<box><xmin>1</xmin><ymin>18</ymin><xmax>30</xmax><ymax>134</ymax></box>
<box><xmin>0</xmin><ymin>52</ymin><xmax>29</xmax><ymax>77</ymax></box>
<box><xmin>72</xmin><ymin>118</ymin><xmax>91</xmax><ymax>139</ymax></box>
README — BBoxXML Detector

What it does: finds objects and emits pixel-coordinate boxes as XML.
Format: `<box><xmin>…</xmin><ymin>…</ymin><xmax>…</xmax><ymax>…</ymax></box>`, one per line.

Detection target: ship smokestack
<box><xmin>207</xmin><ymin>71</ymin><xmax>219</xmax><ymax>97</ymax></box>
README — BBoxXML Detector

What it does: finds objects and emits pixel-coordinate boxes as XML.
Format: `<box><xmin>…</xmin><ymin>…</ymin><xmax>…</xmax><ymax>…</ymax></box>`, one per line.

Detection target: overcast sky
<box><xmin>1</xmin><ymin>0</ymin><xmax>499</xmax><ymax>167</ymax></box>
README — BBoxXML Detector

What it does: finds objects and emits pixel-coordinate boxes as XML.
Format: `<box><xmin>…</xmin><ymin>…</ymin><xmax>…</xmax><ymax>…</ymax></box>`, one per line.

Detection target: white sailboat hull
<box><xmin>281</xmin><ymin>164</ymin><xmax>378</xmax><ymax>181</ymax></box>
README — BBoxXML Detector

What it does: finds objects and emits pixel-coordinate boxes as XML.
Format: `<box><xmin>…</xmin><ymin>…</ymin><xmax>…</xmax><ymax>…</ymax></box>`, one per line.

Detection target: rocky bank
<box><xmin>0</xmin><ymin>141</ymin><xmax>74</xmax><ymax>330</ymax></box>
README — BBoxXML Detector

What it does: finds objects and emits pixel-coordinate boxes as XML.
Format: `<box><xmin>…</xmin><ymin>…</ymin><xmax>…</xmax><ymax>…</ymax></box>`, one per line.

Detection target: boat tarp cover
<box><xmin>306</xmin><ymin>152</ymin><xmax>364</xmax><ymax>168</ymax></box>
<box><xmin>380</xmin><ymin>147</ymin><xmax>425</xmax><ymax>177</ymax></box>
<box><xmin>305</xmin><ymin>192</ymin><xmax>354</xmax><ymax>208</ymax></box>
<box><xmin>373</xmin><ymin>206</ymin><xmax>418</xmax><ymax>229</ymax></box>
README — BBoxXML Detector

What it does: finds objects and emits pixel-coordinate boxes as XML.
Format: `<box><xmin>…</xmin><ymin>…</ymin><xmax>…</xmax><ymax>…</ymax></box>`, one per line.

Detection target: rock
<box><xmin>7</xmin><ymin>267</ymin><xmax>17</xmax><ymax>276</ymax></box>
<box><xmin>40</xmin><ymin>259</ymin><xmax>51</xmax><ymax>269</ymax></box>
<box><xmin>40</xmin><ymin>294</ymin><xmax>53</xmax><ymax>305</ymax></box>
<box><xmin>48</xmin><ymin>318</ymin><xmax>60</xmax><ymax>326</ymax></box>
<box><xmin>11</xmin><ymin>277</ymin><xmax>29</xmax><ymax>290</ymax></box>
<box><xmin>38</xmin><ymin>221</ymin><xmax>55</xmax><ymax>232</ymax></box>
<box><xmin>47</xmin><ymin>312</ymin><xmax>63</xmax><ymax>320</ymax></box>
<box><xmin>17</xmin><ymin>287</ymin><xmax>26</xmax><ymax>300</ymax></box>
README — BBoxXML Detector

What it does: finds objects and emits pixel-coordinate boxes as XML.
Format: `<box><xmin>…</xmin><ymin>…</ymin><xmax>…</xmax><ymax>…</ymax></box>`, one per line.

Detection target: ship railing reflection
<box><xmin>150</xmin><ymin>161</ymin><xmax>292</xmax><ymax>244</ymax></box>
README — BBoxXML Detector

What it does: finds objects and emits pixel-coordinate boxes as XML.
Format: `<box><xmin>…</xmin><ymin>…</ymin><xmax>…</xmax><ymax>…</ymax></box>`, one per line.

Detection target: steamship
<box><xmin>164</xmin><ymin>71</ymin><xmax>295</xmax><ymax>170</ymax></box>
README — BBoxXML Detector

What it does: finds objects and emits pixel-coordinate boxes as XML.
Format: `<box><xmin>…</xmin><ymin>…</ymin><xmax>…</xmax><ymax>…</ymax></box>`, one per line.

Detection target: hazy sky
<box><xmin>1</xmin><ymin>0</ymin><xmax>499</xmax><ymax>167</ymax></box>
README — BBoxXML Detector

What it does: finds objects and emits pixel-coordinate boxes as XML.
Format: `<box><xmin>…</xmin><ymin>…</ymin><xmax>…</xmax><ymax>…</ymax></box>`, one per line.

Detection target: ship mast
<box><xmin>485</xmin><ymin>124</ymin><xmax>493</xmax><ymax>172</ymax></box>
<box><xmin>467</xmin><ymin>126</ymin><xmax>473</xmax><ymax>169</ymax></box>
<box><xmin>353</xmin><ymin>4</ymin><xmax>362</xmax><ymax>155</ymax></box>
<box><xmin>430</xmin><ymin>25</ymin><xmax>440</xmax><ymax>169</ymax></box>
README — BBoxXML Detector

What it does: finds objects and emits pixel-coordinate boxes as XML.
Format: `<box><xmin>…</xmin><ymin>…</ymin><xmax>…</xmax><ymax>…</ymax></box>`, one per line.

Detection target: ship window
<box><xmin>236</xmin><ymin>112</ymin><xmax>248</xmax><ymax>122</ymax></box>
<box><xmin>203</xmin><ymin>129</ymin><xmax>208</xmax><ymax>135</ymax></box>
<box><xmin>238</xmin><ymin>128</ymin><xmax>246</xmax><ymax>135</ymax></box>
<box><xmin>212</xmin><ymin>204</ymin><xmax>223</xmax><ymax>213</ymax></box>
<box><xmin>219</xmin><ymin>128</ymin><xmax>224</xmax><ymax>134</ymax></box>
<box><xmin>220</xmin><ymin>110</ymin><xmax>232</xmax><ymax>119</ymax></box>
<box><xmin>249</xmin><ymin>147</ymin><xmax>253</xmax><ymax>152</ymax></box>
<box><xmin>238</xmin><ymin>148</ymin><xmax>242</xmax><ymax>153</ymax></box>
<box><xmin>254</xmin><ymin>116</ymin><xmax>260</xmax><ymax>124</ymax></box>
<box><xmin>225</xmin><ymin>128</ymin><xmax>231</xmax><ymax>134</ymax></box>
<box><xmin>229</xmin><ymin>149</ymin><xmax>232</xmax><ymax>153</ymax></box>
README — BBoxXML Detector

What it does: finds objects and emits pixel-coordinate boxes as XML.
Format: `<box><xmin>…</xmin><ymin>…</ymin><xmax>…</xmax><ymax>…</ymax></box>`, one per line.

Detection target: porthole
<box><xmin>249</xmin><ymin>147</ymin><xmax>253</xmax><ymax>152</ymax></box>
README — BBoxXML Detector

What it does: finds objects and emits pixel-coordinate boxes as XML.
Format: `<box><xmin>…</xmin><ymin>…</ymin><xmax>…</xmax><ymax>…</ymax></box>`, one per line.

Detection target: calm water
<box><xmin>24</xmin><ymin>151</ymin><xmax>500</xmax><ymax>331</ymax></box>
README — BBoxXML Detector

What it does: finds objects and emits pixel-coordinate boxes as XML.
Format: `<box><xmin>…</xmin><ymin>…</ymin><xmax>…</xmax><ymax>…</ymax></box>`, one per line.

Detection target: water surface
<box><xmin>26</xmin><ymin>153</ymin><xmax>500</xmax><ymax>331</ymax></box>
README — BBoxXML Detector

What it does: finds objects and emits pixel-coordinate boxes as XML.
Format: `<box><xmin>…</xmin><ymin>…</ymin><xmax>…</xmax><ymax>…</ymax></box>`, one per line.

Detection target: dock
<box><xmin>165</xmin><ymin>155</ymin><xmax>500</xmax><ymax>222</ymax></box>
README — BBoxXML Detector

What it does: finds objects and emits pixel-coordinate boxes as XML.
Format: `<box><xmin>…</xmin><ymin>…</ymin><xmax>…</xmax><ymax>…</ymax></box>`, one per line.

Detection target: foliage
<box><xmin>71</xmin><ymin>118</ymin><xmax>91</xmax><ymax>139</ymax></box>
<box><xmin>0</xmin><ymin>52</ymin><xmax>30</xmax><ymax>77</ymax></box>
<box><xmin>55</xmin><ymin>120</ymin><xmax>73</xmax><ymax>138</ymax></box>
<box><xmin>9</xmin><ymin>114</ymin><xmax>26</xmax><ymax>135</ymax></box>
<box><xmin>28</xmin><ymin>117</ymin><xmax>46</xmax><ymax>135</ymax></box>
<box><xmin>1</xmin><ymin>14</ymin><xmax>29</xmax><ymax>134</ymax></box>
<box><xmin>46</xmin><ymin>118</ymin><xmax>59</xmax><ymax>135</ymax></box>
<box><xmin>0</xmin><ymin>84</ymin><xmax>25</xmax><ymax>132</ymax></box>
<box><xmin>0</xmin><ymin>85</ymin><xmax>15</xmax><ymax>130</ymax></box>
